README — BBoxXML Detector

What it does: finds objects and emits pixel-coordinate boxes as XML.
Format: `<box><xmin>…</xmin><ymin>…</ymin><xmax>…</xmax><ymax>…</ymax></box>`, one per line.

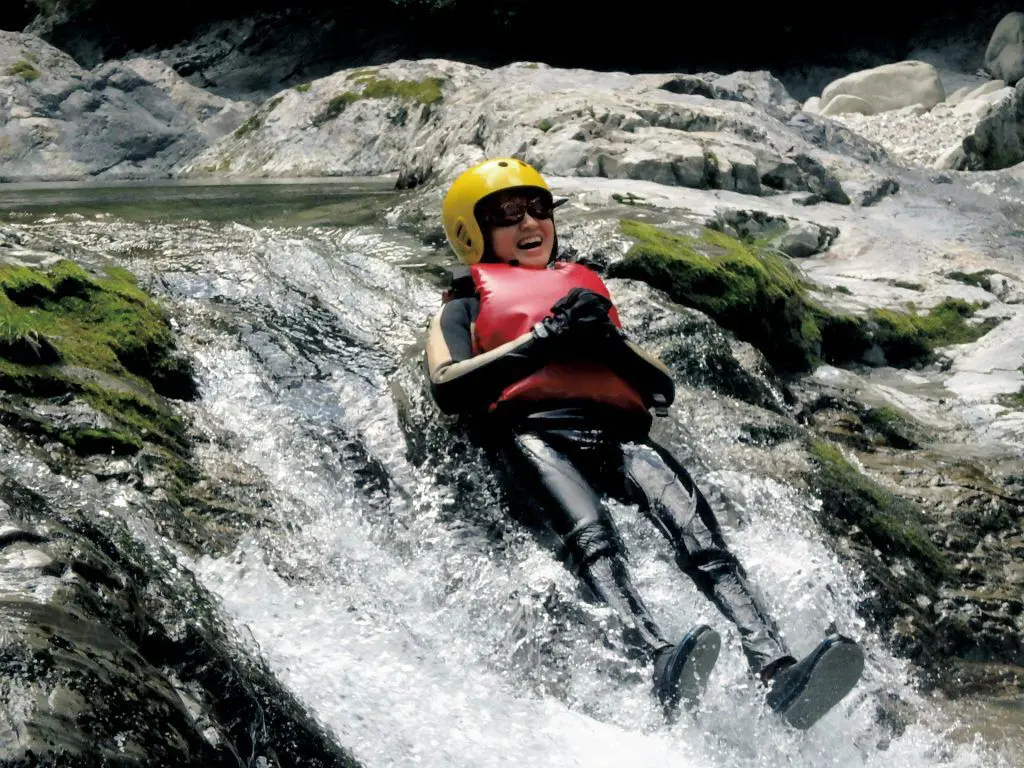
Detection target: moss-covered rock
<box><xmin>867</xmin><ymin>299</ymin><xmax>1002</xmax><ymax>366</ymax></box>
<box><xmin>5</xmin><ymin>59</ymin><xmax>41</xmax><ymax>81</ymax></box>
<box><xmin>1</xmin><ymin>259</ymin><xmax>197</xmax><ymax>458</ymax></box>
<box><xmin>806</xmin><ymin>440</ymin><xmax>949</xmax><ymax>582</ymax></box>
<box><xmin>608</xmin><ymin>219</ymin><xmax>828</xmax><ymax>373</ymax></box>
<box><xmin>312</xmin><ymin>72</ymin><xmax>445</xmax><ymax>126</ymax></box>
<box><xmin>803</xmin><ymin>438</ymin><xmax>953</xmax><ymax>660</ymax></box>
<box><xmin>611</xmin><ymin>219</ymin><xmax>1003</xmax><ymax>374</ymax></box>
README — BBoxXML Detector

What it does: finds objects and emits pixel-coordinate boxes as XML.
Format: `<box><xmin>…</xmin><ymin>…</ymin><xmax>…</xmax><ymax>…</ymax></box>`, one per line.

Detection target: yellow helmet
<box><xmin>442</xmin><ymin>157</ymin><xmax>552</xmax><ymax>265</ymax></box>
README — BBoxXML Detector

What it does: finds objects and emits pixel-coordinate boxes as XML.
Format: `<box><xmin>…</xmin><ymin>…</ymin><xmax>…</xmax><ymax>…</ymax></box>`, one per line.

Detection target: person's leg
<box><xmin>621</xmin><ymin>438</ymin><xmax>792</xmax><ymax>676</ymax></box>
<box><xmin>494</xmin><ymin>429</ymin><xmax>669</xmax><ymax>654</ymax></box>
<box><xmin>495</xmin><ymin>428</ymin><xmax>721</xmax><ymax>718</ymax></box>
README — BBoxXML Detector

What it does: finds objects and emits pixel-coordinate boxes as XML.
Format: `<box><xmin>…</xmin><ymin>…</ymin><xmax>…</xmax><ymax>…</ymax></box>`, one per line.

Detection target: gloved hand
<box><xmin>532</xmin><ymin>288</ymin><xmax>622</xmax><ymax>350</ymax></box>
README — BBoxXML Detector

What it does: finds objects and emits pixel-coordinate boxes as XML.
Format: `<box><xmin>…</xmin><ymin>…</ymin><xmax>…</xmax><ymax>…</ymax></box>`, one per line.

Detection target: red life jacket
<box><xmin>470</xmin><ymin>262</ymin><xmax>649</xmax><ymax>415</ymax></box>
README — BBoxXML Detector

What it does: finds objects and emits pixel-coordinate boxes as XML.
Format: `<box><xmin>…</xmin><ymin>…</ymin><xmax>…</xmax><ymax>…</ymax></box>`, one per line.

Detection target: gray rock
<box><xmin>0</xmin><ymin>31</ymin><xmax>254</xmax><ymax>181</ymax></box>
<box><xmin>777</xmin><ymin>220</ymin><xmax>839</xmax><ymax>258</ymax></box>
<box><xmin>947</xmin><ymin>79</ymin><xmax>1024</xmax><ymax>171</ymax></box>
<box><xmin>820</xmin><ymin>94</ymin><xmax>876</xmax><ymax>116</ymax></box>
<box><xmin>0</xmin><ymin>483</ymin><xmax>360</xmax><ymax>767</ymax></box>
<box><xmin>820</xmin><ymin>61</ymin><xmax>945</xmax><ymax>115</ymax></box>
<box><xmin>984</xmin><ymin>12</ymin><xmax>1024</xmax><ymax>86</ymax></box>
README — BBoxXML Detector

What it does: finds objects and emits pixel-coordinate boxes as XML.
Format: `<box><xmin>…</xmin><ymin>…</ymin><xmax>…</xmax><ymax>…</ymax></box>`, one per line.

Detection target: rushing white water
<box><xmin>8</xmin><ymin>190</ymin><xmax>1017</xmax><ymax>768</ymax></box>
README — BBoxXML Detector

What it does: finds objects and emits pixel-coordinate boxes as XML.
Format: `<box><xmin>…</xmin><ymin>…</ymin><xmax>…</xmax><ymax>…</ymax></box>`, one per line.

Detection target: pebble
<box><xmin>827</xmin><ymin>103</ymin><xmax>986</xmax><ymax>169</ymax></box>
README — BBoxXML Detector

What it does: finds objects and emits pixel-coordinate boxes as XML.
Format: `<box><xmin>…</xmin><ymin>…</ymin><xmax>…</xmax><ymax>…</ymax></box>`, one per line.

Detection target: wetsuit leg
<box><xmin>494</xmin><ymin>429</ymin><xmax>670</xmax><ymax>654</ymax></box>
<box><xmin>621</xmin><ymin>438</ymin><xmax>790</xmax><ymax>674</ymax></box>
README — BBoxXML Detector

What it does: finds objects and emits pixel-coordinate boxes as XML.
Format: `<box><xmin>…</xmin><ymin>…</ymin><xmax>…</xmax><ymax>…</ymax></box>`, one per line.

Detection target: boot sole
<box><xmin>775</xmin><ymin>639</ymin><xmax>865</xmax><ymax>730</ymax></box>
<box><xmin>674</xmin><ymin>626</ymin><xmax>722</xmax><ymax>713</ymax></box>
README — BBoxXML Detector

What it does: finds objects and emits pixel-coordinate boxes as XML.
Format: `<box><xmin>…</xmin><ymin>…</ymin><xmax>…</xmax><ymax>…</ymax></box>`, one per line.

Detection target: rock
<box><xmin>0</xmin><ymin>31</ymin><xmax>256</xmax><ymax>181</ymax></box>
<box><xmin>803</xmin><ymin>96</ymin><xmax>821</xmax><ymax>114</ymax></box>
<box><xmin>964</xmin><ymin>80</ymin><xmax>1008</xmax><ymax>101</ymax></box>
<box><xmin>820</xmin><ymin>94</ymin><xmax>876</xmax><ymax>116</ymax></box>
<box><xmin>984</xmin><ymin>12</ymin><xmax>1024</xmax><ymax>86</ymax></box>
<box><xmin>850</xmin><ymin>177</ymin><xmax>901</xmax><ymax>207</ymax></box>
<box><xmin>953</xmin><ymin>85</ymin><xmax>1014</xmax><ymax>119</ymax></box>
<box><xmin>988</xmin><ymin>273</ymin><xmax>1024</xmax><ymax>304</ymax></box>
<box><xmin>705</xmin><ymin>208</ymin><xmax>789</xmax><ymax>240</ymax></box>
<box><xmin>777</xmin><ymin>220</ymin><xmax>839</xmax><ymax>258</ymax></box>
<box><xmin>948</xmin><ymin>79</ymin><xmax>1024</xmax><ymax>171</ymax></box>
<box><xmin>785</xmin><ymin>112</ymin><xmax>892</xmax><ymax>165</ymax></box>
<box><xmin>707</xmin><ymin>70</ymin><xmax>802</xmax><ymax>120</ymax></box>
<box><xmin>945</xmin><ymin>85</ymin><xmax>974</xmax><ymax>107</ymax></box>
<box><xmin>657</xmin><ymin>70</ymin><xmax>801</xmax><ymax>121</ymax></box>
<box><xmin>762</xmin><ymin>153</ymin><xmax>851</xmax><ymax>204</ymax></box>
<box><xmin>820</xmin><ymin>61</ymin><xmax>945</xmax><ymax>115</ymax></box>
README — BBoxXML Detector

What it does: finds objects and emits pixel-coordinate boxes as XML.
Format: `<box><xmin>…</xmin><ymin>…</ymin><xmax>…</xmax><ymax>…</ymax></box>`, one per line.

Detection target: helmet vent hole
<box><xmin>498</xmin><ymin>161</ymin><xmax>508</xmax><ymax>167</ymax></box>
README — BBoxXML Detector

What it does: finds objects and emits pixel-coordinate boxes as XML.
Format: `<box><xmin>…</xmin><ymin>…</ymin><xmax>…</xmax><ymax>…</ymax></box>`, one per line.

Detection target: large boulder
<box><xmin>942</xmin><ymin>79</ymin><xmax>1024</xmax><ymax>170</ymax></box>
<box><xmin>984</xmin><ymin>12</ymin><xmax>1024</xmax><ymax>86</ymax></box>
<box><xmin>0</xmin><ymin>30</ymin><xmax>254</xmax><ymax>181</ymax></box>
<box><xmin>819</xmin><ymin>61</ymin><xmax>945</xmax><ymax>115</ymax></box>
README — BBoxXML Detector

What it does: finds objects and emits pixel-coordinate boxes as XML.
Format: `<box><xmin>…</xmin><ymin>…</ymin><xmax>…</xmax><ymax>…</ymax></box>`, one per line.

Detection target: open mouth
<box><xmin>517</xmin><ymin>237</ymin><xmax>544</xmax><ymax>250</ymax></box>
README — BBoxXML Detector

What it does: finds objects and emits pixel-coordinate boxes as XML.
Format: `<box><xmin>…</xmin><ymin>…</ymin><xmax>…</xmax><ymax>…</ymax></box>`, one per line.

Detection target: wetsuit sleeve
<box><xmin>424</xmin><ymin>297</ymin><xmax>549</xmax><ymax>415</ymax></box>
<box><xmin>605</xmin><ymin>337</ymin><xmax>676</xmax><ymax>410</ymax></box>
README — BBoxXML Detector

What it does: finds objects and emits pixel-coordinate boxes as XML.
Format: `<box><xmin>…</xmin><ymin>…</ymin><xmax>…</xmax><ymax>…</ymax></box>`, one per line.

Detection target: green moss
<box><xmin>364</xmin><ymin>77</ymin><xmax>444</xmax><ymax>104</ymax></box>
<box><xmin>0</xmin><ymin>264</ymin><xmax>55</xmax><ymax>303</ymax></box>
<box><xmin>59</xmin><ymin>427</ymin><xmax>144</xmax><ymax>456</ymax></box>
<box><xmin>6</xmin><ymin>60</ymin><xmax>41</xmax><ymax>81</ymax></box>
<box><xmin>996</xmin><ymin>387</ymin><xmax>1024</xmax><ymax>409</ymax></box>
<box><xmin>609</xmin><ymin>219</ymin><xmax>828</xmax><ymax>372</ymax></box>
<box><xmin>945</xmin><ymin>269</ymin><xmax>998</xmax><ymax>289</ymax></box>
<box><xmin>314</xmin><ymin>92</ymin><xmax>361</xmax><ymax>125</ymax></box>
<box><xmin>294</xmin><ymin>82</ymin><xmax>312</xmax><ymax>93</ymax></box>
<box><xmin>611</xmin><ymin>192</ymin><xmax>651</xmax><ymax>207</ymax></box>
<box><xmin>884</xmin><ymin>279</ymin><xmax>925</xmax><ymax>291</ymax></box>
<box><xmin>612</xmin><ymin>219</ymin><xmax>1003</xmax><ymax>373</ymax></box>
<box><xmin>1</xmin><ymin>259</ymin><xmax>196</xmax><ymax>399</ymax></box>
<box><xmin>806</xmin><ymin>440</ymin><xmax>950</xmax><ymax>583</ymax></box>
<box><xmin>234</xmin><ymin>113</ymin><xmax>263</xmax><ymax>139</ymax></box>
<box><xmin>867</xmin><ymin>298</ymin><xmax>1000</xmax><ymax>366</ymax></box>
<box><xmin>1</xmin><ymin>260</ymin><xmax>196</xmax><ymax>457</ymax></box>
<box><xmin>536</xmin><ymin>118</ymin><xmax>554</xmax><ymax>132</ymax></box>
<box><xmin>860</xmin><ymin>405</ymin><xmax>921</xmax><ymax>449</ymax></box>
<box><xmin>312</xmin><ymin>75</ymin><xmax>445</xmax><ymax>126</ymax></box>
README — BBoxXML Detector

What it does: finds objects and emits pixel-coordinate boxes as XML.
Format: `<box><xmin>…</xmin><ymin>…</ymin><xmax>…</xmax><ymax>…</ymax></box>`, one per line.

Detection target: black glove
<box><xmin>532</xmin><ymin>288</ymin><xmax>622</xmax><ymax>351</ymax></box>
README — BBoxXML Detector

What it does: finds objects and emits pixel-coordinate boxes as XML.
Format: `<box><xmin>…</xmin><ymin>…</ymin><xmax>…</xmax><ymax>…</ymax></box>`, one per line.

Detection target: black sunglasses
<box><xmin>479</xmin><ymin>194</ymin><xmax>566</xmax><ymax>227</ymax></box>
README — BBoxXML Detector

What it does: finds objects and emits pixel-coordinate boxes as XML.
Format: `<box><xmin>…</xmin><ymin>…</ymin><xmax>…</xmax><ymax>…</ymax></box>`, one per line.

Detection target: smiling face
<box><xmin>478</xmin><ymin>189</ymin><xmax>556</xmax><ymax>269</ymax></box>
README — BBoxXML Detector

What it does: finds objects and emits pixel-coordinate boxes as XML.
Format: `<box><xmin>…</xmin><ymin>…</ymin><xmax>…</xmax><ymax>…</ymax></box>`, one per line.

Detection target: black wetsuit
<box><xmin>425</xmin><ymin>284</ymin><xmax>790</xmax><ymax>673</ymax></box>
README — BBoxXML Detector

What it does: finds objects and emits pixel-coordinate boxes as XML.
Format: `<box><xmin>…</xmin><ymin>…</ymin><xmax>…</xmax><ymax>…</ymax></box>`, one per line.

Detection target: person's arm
<box><xmin>424</xmin><ymin>297</ymin><xmax>550</xmax><ymax>415</ymax></box>
<box><xmin>608</xmin><ymin>338</ymin><xmax>676</xmax><ymax>414</ymax></box>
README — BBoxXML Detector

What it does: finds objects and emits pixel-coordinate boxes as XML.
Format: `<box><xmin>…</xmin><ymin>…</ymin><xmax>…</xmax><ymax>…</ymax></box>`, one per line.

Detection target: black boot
<box><xmin>652</xmin><ymin>624</ymin><xmax>721</xmax><ymax>720</ymax></box>
<box><xmin>763</xmin><ymin>635</ymin><xmax>865</xmax><ymax>730</ymax></box>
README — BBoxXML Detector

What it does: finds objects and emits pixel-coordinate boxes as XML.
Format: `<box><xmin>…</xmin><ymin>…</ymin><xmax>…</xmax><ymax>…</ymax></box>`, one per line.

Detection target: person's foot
<box><xmin>763</xmin><ymin>635</ymin><xmax>865</xmax><ymax>730</ymax></box>
<box><xmin>652</xmin><ymin>624</ymin><xmax>721</xmax><ymax>720</ymax></box>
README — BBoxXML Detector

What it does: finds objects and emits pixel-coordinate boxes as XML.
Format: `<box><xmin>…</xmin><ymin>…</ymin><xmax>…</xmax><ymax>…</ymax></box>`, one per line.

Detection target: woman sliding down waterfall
<box><xmin>423</xmin><ymin>157</ymin><xmax>864</xmax><ymax>729</ymax></box>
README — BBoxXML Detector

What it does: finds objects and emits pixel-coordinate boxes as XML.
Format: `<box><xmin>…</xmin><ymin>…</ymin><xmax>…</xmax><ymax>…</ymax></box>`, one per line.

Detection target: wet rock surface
<box><xmin>0</xmin><ymin>251</ymin><xmax>361</xmax><ymax>766</ymax></box>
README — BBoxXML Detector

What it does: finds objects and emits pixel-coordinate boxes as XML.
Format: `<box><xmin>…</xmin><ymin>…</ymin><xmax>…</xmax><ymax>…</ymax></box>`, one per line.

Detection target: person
<box><xmin>423</xmin><ymin>157</ymin><xmax>864</xmax><ymax>728</ymax></box>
